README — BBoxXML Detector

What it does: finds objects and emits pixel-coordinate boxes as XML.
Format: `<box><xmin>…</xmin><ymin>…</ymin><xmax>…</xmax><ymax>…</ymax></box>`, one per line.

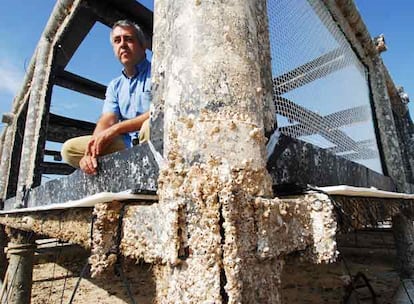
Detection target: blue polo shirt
<box><xmin>102</xmin><ymin>58</ymin><xmax>151</xmax><ymax>147</ymax></box>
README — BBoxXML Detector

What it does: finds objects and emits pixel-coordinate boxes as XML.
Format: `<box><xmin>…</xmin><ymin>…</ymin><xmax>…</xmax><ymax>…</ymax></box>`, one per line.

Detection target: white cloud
<box><xmin>0</xmin><ymin>59</ymin><xmax>24</xmax><ymax>97</ymax></box>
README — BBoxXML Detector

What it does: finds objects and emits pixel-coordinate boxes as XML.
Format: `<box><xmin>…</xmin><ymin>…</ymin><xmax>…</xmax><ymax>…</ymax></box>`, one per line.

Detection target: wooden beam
<box><xmin>44</xmin><ymin>150</ymin><xmax>62</xmax><ymax>162</ymax></box>
<box><xmin>267</xmin><ymin>134</ymin><xmax>395</xmax><ymax>191</ymax></box>
<box><xmin>40</xmin><ymin>162</ymin><xmax>75</xmax><ymax>175</ymax></box>
<box><xmin>84</xmin><ymin>0</ymin><xmax>153</xmax><ymax>49</ymax></box>
<box><xmin>47</xmin><ymin>113</ymin><xmax>95</xmax><ymax>143</ymax></box>
<box><xmin>273</xmin><ymin>48</ymin><xmax>352</xmax><ymax>95</ymax></box>
<box><xmin>275</xmin><ymin>97</ymin><xmax>377</xmax><ymax>159</ymax></box>
<box><xmin>279</xmin><ymin>105</ymin><xmax>371</xmax><ymax>139</ymax></box>
<box><xmin>5</xmin><ymin>103</ymin><xmax>28</xmax><ymax>200</ymax></box>
<box><xmin>54</xmin><ymin>6</ymin><xmax>97</xmax><ymax>68</ymax></box>
<box><xmin>54</xmin><ymin>70</ymin><xmax>106</xmax><ymax>100</ymax></box>
<box><xmin>3</xmin><ymin>143</ymin><xmax>158</xmax><ymax>210</ymax></box>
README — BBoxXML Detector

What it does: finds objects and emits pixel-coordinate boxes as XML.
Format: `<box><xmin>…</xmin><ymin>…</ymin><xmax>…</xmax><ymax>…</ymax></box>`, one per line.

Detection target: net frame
<box><xmin>267</xmin><ymin>0</ymin><xmax>383</xmax><ymax>173</ymax></box>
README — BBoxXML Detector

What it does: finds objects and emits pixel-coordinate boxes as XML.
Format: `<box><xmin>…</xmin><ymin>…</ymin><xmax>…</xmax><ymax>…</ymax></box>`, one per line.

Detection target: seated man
<box><xmin>61</xmin><ymin>20</ymin><xmax>151</xmax><ymax>175</ymax></box>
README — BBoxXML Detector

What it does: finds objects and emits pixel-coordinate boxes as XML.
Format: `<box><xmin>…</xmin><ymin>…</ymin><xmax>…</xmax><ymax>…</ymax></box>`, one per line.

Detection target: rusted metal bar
<box><xmin>53</xmin><ymin>6</ymin><xmax>96</xmax><ymax>68</ymax></box>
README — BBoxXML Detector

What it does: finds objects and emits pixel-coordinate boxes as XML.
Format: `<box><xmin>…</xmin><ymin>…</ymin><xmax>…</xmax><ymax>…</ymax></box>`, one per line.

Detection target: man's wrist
<box><xmin>111</xmin><ymin>121</ymin><xmax>125</xmax><ymax>136</ymax></box>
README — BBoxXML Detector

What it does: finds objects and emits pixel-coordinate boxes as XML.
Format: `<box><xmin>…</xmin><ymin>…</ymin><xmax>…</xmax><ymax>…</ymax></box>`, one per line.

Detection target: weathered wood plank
<box><xmin>40</xmin><ymin>162</ymin><xmax>75</xmax><ymax>175</ymax></box>
<box><xmin>85</xmin><ymin>0</ymin><xmax>153</xmax><ymax>49</ymax></box>
<box><xmin>4</xmin><ymin>143</ymin><xmax>158</xmax><ymax>210</ymax></box>
<box><xmin>44</xmin><ymin>150</ymin><xmax>62</xmax><ymax>161</ymax></box>
<box><xmin>47</xmin><ymin>113</ymin><xmax>95</xmax><ymax>143</ymax></box>
<box><xmin>54</xmin><ymin>69</ymin><xmax>106</xmax><ymax>100</ymax></box>
<box><xmin>53</xmin><ymin>5</ymin><xmax>96</xmax><ymax>68</ymax></box>
<box><xmin>4</xmin><ymin>103</ymin><xmax>28</xmax><ymax>200</ymax></box>
<box><xmin>267</xmin><ymin>134</ymin><xmax>396</xmax><ymax>191</ymax></box>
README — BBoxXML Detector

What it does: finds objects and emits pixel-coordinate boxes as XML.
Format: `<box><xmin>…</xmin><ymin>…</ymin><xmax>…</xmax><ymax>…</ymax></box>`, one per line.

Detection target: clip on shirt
<box><xmin>132</xmin><ymin>138</ymin><xmax>140</xmax><ymax>146</ymax></box>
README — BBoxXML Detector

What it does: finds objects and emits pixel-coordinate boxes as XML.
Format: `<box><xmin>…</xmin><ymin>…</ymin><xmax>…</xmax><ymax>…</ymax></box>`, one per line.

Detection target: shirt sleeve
<box><xmin>102</xmin><ymin>79</ymin><xmax>121</xmax><ymax>118</ymax></box>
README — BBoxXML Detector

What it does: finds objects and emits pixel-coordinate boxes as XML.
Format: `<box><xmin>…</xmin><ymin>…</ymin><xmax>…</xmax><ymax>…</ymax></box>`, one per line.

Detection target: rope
<box><xmin>47</xmin><ymin>241</ymin><xmax>63</xmax><ymax>303</ymax></box>
<box><xmin>378</xmin><ymin>229</ymin><xmax>414</xmax><ymax>304</ymax></box>
<box><xmin>67</xmin><ymin>214</ymin><xmax>95</xmax><ymax>304</ymax></box>
<box><xmin>59</xmin><ymin>268</ymin><xmax>69</xmax><ymax>304</ymax></box>
<box><xmin>67</xmin><ymin>261</ymin><xmax>89</xmax><ymax>304</ymax></box>
<box><xmin>68</xmin><ymin>204</ymin><xmax>137</xmax><ymax>304</ymax></box>
<box><xmin>115</xmin><ymin>263</ymin><xmax>137</xmax><ymax>304</ymax></box>
<box><xmin>277</xmin><ymin>184</ymin><xmax>381</xmax><ymax>303</ymax></box>
<box><xmin>305</xmin><ymin>184</ymin><xmax>353</xmax><ymax>230</ymax></box>
<box><xmin>400</xmin><ymin>279</ymin><xmax>414</xmax><ymax>304</ymax></box>
<box><xmin>113</xmin><ymin>203</ymin><xmax>137</xmax><ymax>304</ymax></box>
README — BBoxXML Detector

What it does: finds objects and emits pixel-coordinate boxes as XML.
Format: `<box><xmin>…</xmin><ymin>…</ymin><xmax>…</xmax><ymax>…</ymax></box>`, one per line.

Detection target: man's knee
<box><xmin>61</xmin><ymin>136</ymin><xmax>90</xmax><ymax>168</ymax></box>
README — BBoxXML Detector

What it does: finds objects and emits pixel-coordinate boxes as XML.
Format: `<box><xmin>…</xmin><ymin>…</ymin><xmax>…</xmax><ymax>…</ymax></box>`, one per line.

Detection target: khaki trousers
<box><xmin>61</xmin><ymin>118</ymin><xmax>150</xmax><ymax>168</ymax></box>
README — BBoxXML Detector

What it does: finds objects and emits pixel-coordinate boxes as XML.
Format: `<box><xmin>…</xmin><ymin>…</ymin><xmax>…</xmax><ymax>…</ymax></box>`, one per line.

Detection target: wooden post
<box><xmin>392</xmin><ymin>213</ymin><xmax>414</xmax><ymax>279</ymax></box>
<box><xmin>392</xmin><ymin>213</ymin><xmax>414</xmax><ymax>302</ymax></box>
<box><xmin>151</xmin><ymin>0</ymin><xmax>281</xmax><ymax>302</ymax></box>
<box><xmin>0</xmin><ymin>225</ymin><xmax>8</xmax><ymax>290</ymax></box>
<box><xmin>16</xmin><ymin>0</ymin><xmax>77</xmax><ymax>202</ymax></box>
<box><xmin>3</xmin><ymin>229</ymin><xmax>35</xmax><ymax>304</ymax></box>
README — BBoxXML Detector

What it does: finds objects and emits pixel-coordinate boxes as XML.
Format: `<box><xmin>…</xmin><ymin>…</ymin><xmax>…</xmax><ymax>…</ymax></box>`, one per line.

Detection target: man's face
<box><xmin>111</xmin><ymin>25</ymin><xmax>145</xmax><ymax>68</ymax></box>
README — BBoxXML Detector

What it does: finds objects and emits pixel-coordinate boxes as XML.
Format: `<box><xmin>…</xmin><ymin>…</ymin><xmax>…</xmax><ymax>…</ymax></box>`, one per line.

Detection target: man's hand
<box><xmin>88</xmin><ymin>127</ymin><xmax>118</xmax><ymax>157</ymax></box>
<box><xmin>79</xmin><ymin>155</ymin><xmax>98</xmax><ymax>175</ymax></box>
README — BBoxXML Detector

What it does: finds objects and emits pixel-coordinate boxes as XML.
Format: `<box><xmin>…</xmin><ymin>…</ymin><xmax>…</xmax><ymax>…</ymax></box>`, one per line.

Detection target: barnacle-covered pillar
<box><xmin>151</xmin><ymin>0</ymin><xmax>278</xmax><ymax>302</ymax></box>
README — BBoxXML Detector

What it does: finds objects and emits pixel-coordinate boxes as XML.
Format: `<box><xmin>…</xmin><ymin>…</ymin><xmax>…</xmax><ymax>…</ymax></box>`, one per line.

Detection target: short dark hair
<box><xmin>110</xmin><ymin>20</ymin><xmax>147</xmax><ymax>47</ymax></box>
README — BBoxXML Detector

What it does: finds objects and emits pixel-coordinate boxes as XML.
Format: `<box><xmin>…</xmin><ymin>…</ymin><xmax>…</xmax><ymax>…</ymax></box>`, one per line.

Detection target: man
<box><xmin>61</xmin><ymin>20</ymin><xmax>151</xmax><ymax>175</ymax></box>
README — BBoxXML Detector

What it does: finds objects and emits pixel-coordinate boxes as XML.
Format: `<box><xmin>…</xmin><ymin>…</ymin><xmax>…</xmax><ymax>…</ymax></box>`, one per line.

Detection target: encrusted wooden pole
<box><xmin>0</xmin><ymin>225</ymin><xmax>8</xmax><ymax>289</ymax></box>
<box><xmin>392</xmin><ymin>213</ymin><xmax>414</xmax><ymax>302</ymax></box>
<box><xmin>368</xmin><ymin>56</ymin><xmax>408</xmax><ymax>192</ymax></box>
<box><xmin>392</xmin><ymin>213</ymin><xmax>414</xmax><ymax>279</ymax></box>
<box><xmin>16</xmin><ymin>0</ymin><xmax>77</xmax><ymax>203</ymax></box>
<box><xmin>151</xmin><ymin>0</ymin><xmax>282</xmax><ymax>302</ymax></box>
<box><xmin>3</xmin><ymin>229</ymin><xmax>35</xmax><ymax>304</ymax></box>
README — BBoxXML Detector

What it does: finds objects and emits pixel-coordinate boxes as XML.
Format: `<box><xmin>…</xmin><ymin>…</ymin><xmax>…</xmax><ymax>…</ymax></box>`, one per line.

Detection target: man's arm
<box><xmin>79</xmin><ymin>111</ymin><xmax>149</xmax><ymax>175</ymax></box>
<box><xmin>91</xmin><ymin>111</ymin><xmax>149</xmax><ymax>156</ymax></box>
<box><xmin>93</xmin><ymin>112</ymin><xmax>119</xmax><ymax>136</ymax></box>
<box><xmin>79</xmin><ymin>112</ymin><xmax>118</xmax><ymax>175</ymax></box>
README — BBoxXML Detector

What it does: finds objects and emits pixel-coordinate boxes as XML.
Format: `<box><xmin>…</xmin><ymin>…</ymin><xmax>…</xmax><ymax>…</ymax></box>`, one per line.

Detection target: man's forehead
<box><xmin>112</xmin><ymin>26</ymin><xmax>135</xmax><ymax>37</ymax></box>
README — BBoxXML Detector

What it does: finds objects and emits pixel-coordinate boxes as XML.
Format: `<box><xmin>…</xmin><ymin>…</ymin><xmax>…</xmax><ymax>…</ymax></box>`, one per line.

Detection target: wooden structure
<box><xmin>0</xmin><ymin>0</ymin><xmax>414</xmax><ymax>303</ymax></box>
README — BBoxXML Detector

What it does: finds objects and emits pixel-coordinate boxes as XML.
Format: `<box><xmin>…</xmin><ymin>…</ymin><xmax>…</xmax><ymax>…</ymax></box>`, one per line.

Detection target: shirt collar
<box><xmin>122</xmin><ymin>57</ymin><xmax>148</xmax><ymax>79</ymax></box>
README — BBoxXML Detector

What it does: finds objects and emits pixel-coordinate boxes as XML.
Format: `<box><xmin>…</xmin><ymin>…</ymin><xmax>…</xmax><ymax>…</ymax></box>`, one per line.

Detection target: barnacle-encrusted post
<box><xmin>151</xmin><ymin>0</ymin><xmax>278</xmax><ymax>302</ymax></box>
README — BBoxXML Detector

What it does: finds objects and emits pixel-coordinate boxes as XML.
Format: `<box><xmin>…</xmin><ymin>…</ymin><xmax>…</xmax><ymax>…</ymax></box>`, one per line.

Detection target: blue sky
<box><xmin>356</xmin><ymin>0</ymin><xmax>414</xmax><ymax>106</ymax></box>
<box><xmin>0</xmin><ymin>0</ymin><xmax>412</xmax><ymax>130</ymax></box>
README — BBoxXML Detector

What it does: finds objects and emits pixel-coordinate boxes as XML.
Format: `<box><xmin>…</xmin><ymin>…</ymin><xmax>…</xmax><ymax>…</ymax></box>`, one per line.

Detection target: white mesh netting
<box><xmin>267</xmin><ymin>0</ymin><xmax>383</xmax><ymax>173</ymax></box>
